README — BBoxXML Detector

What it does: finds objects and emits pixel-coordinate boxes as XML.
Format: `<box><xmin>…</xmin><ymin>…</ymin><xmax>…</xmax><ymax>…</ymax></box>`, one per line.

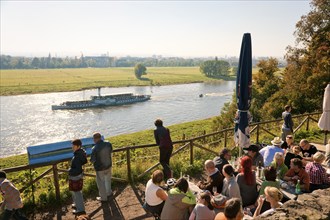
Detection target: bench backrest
<box><xmin>27</xmin><ymin>136</ymin><xmax>104</xmax><ymax>165</ymax></box>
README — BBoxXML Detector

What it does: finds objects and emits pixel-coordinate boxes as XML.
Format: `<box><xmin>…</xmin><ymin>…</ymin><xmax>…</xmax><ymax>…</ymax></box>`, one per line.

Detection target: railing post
<box><xmin>256</xmin><ymin>124</ymin><xmax>260</xmax><ymax>144</ymax></box>
<box><xmin>182</xmin><ymin>133</ymin><xmax>186</xmax><ymax>140</ymax></box>
<box><xmin>190</xmin><ymin>141</ymin><xmax>194</xmax><ymax>165</ymax></box>
<box><xmin>306</xmin><ymin>115</ymin><xmax>310</xmax><ymax>131</ymax></box>
<box><xmin>52</xmin><ymin>164</ymin><xmax>60</xmax><ymax>201</ymax></box>
<box><xmin>126</xmin><ymin>147</ymin><xmax>132</xmax><ymax>183</ymax></box>
<box><xmin>224</xmin><ymin>130</ymin><xmax>227</xmax><ymax>148</ymax></box>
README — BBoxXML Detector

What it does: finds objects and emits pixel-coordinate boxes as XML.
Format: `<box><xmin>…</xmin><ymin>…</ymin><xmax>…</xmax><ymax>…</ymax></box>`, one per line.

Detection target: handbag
<box><xmin>69</xmin><ymin>178</ymin><xmax>83</xmax><ymax>192</ymax></box>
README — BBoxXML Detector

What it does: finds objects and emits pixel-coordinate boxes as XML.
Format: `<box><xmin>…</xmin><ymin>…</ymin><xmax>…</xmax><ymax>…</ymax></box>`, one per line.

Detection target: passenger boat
<box><xmin>51</xmin><ymin>88</ymin><xmax>151</xmax><ymax>110</ymax></box>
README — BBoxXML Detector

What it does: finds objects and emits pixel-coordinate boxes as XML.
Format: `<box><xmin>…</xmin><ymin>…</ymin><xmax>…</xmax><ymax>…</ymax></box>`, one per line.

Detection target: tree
<box><xmin>278</xmin><ymin>0</ymin><xmax>330</xmax><ymax>114</ymax></box>
<box><xmin>200</xmin><ymin>59</ymin><xmax>230</xmax><ymax>77</ymax></box>
<box><xmin>134</xmin><ymin>63</ymin><xmax>147</xmax><ymax>78</ymax></box>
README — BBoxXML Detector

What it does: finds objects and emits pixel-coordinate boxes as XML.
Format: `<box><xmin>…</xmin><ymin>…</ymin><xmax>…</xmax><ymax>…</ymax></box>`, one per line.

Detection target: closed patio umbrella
<box><xmin>318</xmin><ymin>83</ymin><xmax>330</xmax><ymax>144</ymax></box>
<box><xmin>234</xmin><ymin>33</ymin><xmax>252</xmax><ymax>151</ymax></box>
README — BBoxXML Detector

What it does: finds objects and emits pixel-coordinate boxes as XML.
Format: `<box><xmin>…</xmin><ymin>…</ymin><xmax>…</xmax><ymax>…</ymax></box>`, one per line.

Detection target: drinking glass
<box><xmin>212</xmin><ymin>186</ymin><xmax>217</xmax><ymax>194</ymax></box>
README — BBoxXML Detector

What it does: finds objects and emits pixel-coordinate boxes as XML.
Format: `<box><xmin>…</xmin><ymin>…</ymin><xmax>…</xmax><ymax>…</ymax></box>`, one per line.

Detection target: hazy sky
<box><xmin>1</xmin><ymin>1</ymin><xmax>311</xmax><ymax>58</ymax></box>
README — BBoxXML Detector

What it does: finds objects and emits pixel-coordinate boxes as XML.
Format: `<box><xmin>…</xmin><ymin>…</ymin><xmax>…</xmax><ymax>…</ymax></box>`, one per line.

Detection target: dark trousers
<box><xmin>159</xmin><ymin>146</ymin><xmax>173</xmax><ymax>179</ymax></box>
<box><xmin>0</xmin><ymin>209</ymin><xmax>28</xmax><ymax>220</ymax></box>
<box><xmin>143</xmin><ymin>201</ymin><xmax>165</xmax><ymax>217</ymax></box>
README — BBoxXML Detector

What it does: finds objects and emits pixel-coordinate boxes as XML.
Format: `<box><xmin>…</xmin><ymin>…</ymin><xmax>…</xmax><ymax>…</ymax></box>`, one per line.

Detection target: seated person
<box><xmin>305</xmin><ymin>152</ymin><xmax>330</xmax><ymax>191</ymax></box>
<box><xmin>253</xmin><ymin>186</ymin><xmax>283</xmax><ymax>218</ymax></box>
<box><xmin>189</xmin><ymin>192</ymin><xmax>215</xmax><ymax>220</ymax></box>
<box><xmin>221</xmin><ymin>164</ymin><xmax>241</xmax><ymax>201</ymax></box>
<box><xmin>197</xmin><ymin>160</ymin><xmax>223</xmax><ymax>195</ymax></box>
<box><xmin>236</xmin><ymin>156</ymin><xmax>258</xmax><ymax>207</ymax></box>
<box><xmin>284</xmin><ymin>145</ymin><xmax>303</xmax><ymax>169</ymax></box>
<box><xmin>283</xmin><ymin>158</ymin><xmax>310</xmax><ymax>192</ymax></box>
<box><xmin>281</xmin><ymin>135</ymin><xmax>295</xmax><ymax>153</ymax></box>
<box><xmin>325</xmin><ymin>139</ymin><xmax>330</xmax><ymax>167</ymax></box>
<box><xmin>214</xmin><ymin>198</ymin><xmax>244</xmax><ymax>220</ymax></box>
<box><xmin>161</xmin><ymin>178</ymin><xmax>196</xmax><ymax>220</ymax></box>
<box><xmin>270</xmin><ymin>152</ymin><xmax>288</xmax><ymax>180</ymax></box>
<box><xmin>300</xmin><ymin>139</ymin><xmax>318</xmax><ymax>163</ymax></box>
<box><xmin>259</xmin><ymin>166</ymin><xmax>280</xmax><ymax>195</ymax></box>
<box><xmin>259</xmin><ymin>137</ymin><xmax>284</xmax><ymax>166</ymax></box>
<box><xmin>214</xmin><ymin>148</ymin><xmax>231</xmax><ymax>175</ymax></box>
<box><xmin>243</xmin><ymin>144</ymin><xmax>264</xmax><ymax>170</ymax></box>
<box><xmin>144</xmin><ymin>170</ymin><xmax>168</xmax><ymax>217</ymax></box>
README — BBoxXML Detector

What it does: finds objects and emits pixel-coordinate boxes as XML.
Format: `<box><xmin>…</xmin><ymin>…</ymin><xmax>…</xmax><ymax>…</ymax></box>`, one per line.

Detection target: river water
<box><xmin>0</xmin><ymin>81</ymin><xmax>235</xmax><ymax>158</ymax></box>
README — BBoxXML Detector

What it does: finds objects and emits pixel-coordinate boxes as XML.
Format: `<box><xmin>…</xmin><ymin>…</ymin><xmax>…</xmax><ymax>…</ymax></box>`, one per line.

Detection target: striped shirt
<box><xmin>305</xmin><ymin>162</ymin><xmax>330</xmax><ymax>185</ymax></box>
<box><xmin>0</xmin><ymin>179</ymin><xmax>23</xmax><ymax>210</ymax></box>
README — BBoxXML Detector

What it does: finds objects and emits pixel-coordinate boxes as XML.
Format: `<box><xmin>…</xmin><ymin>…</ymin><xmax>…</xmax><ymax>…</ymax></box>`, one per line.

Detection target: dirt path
<box><xmin>31</xmin><ymin>184</ymin><xmax>154</xmax><ymax>220</ymax></box>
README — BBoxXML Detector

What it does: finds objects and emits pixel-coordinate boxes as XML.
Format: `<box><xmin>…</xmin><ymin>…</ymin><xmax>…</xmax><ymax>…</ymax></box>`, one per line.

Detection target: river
<box><xmin>0</xmin><ymin>81</ymin><xmax>235</xmax><ymax>158</ymax></box>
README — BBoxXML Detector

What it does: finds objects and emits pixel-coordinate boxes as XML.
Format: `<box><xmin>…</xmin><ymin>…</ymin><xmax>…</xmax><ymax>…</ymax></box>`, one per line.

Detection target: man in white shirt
<box><xmin>259</xmin><ymin>137</ymin><xmax>284</xmax><ymax>167</ymax></box>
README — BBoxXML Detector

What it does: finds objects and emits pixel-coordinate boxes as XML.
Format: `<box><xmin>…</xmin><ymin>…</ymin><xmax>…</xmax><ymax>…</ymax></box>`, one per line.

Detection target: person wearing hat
<box><xmin>213</xmin><ymin>148</ymin><xmax>231</xmax><ymax>176</ymax></box>
<box><xmin>243</xmin><ymin>144</ymin><xmax>264</xmax><ymax>171</ymax></box>
<box><xmin>259</xmin><ymin>137</ymin><xmax>284</xmax><ymax>167</ymax></box>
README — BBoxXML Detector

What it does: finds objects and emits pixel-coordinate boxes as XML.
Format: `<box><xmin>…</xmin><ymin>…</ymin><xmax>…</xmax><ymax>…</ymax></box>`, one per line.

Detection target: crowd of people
<box><xmin>1</xmin><ymin>115</ymin><xmax>330</xmax><ymax>220</ymax></box>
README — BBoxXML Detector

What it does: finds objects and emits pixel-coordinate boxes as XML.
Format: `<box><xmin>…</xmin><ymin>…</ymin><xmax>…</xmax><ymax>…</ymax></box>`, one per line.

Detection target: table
<box><xmin>256</xmin><ymin>178</ymin><xmax>297</xmax><ymax>200</ymax></box>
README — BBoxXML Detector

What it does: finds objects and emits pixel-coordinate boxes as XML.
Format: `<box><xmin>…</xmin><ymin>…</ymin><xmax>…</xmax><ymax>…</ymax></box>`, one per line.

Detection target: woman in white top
<box><xmin>189</xmin><ymin>192</ymin><xmax>215</xmax><ymax>220</ymax></box>
<box><xmin>253</xmin><ymin>186</ymin><xmax>283</xmax><ymax>218</ymax></box>
<box><xmin>144</xmin><ymin>170</ymin><xmax>168</xmax><ymax>216</ymax></box>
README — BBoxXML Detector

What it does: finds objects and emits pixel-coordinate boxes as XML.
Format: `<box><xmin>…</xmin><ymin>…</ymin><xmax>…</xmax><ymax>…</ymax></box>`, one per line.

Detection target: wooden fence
<box><xmin>2</xmin><ymin>112</ymin><xmax>325</xmax><ymax>202</ymax></box>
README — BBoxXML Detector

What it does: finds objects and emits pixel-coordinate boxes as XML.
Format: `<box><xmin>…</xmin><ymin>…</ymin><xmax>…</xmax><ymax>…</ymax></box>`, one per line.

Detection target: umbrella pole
<box><xmin>324</xmin><ymin>130</ymin><xmax>328</xmax><ymax>145</ymax></box>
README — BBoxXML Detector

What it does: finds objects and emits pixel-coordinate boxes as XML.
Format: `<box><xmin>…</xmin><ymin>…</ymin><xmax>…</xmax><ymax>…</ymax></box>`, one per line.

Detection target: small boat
<box><xmin>52</xmin><ymin>88</ymin><xmax>151</xmax><ymax>110</ymax></box>
<box><xmin>199</xmin><ymin>94</ymin><xmax>204</xmax><ymax>98</ymax></box>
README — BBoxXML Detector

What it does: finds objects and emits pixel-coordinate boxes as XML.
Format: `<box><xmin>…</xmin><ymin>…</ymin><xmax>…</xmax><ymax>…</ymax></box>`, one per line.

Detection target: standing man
<box><xmin>154</xmin><ymin>119</ymin><xmax>173</xmax><ymax>179</ymax></box>
<box><xmin>91</xmin><ymin>133</ymin><xmax>113</xmax><ymax>202</ymax></box>
<box><xmin>281</xmin><ymin>105</ymin><xmax>294</xmax><ymax>142</ymax></box>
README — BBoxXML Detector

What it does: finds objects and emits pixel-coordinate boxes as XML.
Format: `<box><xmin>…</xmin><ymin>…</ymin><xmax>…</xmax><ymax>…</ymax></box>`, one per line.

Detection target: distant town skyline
<box><xmin>1</xmin><ymin>1</ymin><xmax>310</xmax><ymax>58</ymax></box>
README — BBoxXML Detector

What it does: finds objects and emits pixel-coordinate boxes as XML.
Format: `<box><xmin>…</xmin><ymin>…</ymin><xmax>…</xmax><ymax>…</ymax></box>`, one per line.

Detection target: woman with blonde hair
<box><xmin>270</xmin><ymin>152</ymin><xmax>288</xmax><ymax>180</ymax></box>
<box><xmin>253</xmin><ymin>186</ymin><xmax>283</xmax><ymax>217</ymax></box>
<box><xmin>305</xmin><ymin>152</ymin><xmax>330</xmax><ymax>191</ymax></box>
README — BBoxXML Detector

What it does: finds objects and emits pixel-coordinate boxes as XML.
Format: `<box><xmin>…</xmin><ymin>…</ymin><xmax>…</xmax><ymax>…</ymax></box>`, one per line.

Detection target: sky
<box><xmin>1</xmin><ymin>1</ymin><xmax>311</xmax><ymax>58</ymax></box>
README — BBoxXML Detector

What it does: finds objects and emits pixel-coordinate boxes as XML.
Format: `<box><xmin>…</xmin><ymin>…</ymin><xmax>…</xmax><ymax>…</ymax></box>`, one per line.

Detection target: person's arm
<box><xmin>156</xmin><ymin>188</ymin><xmax>168</xmax><ymax>201</ymax></box>
<box><xmin>283</xmin><ymin>170</ymin><xmax>293</xmax><ymax>181</ymax></box>
<box><xmin>253</xmin><ymin>196</ymin><xmax>265</xmax><ymax>218</ymax></box>
<box><xmin>154</xmin><ymin>130</ymin><xmax>160</xmax><ymax>145</ymax></box>
<box><xmin>288</xmin><ymin>113</ymin><xmax>294</xmax><ymax>131</ymax></box>
<box><xmin>188</xmin><ymin>207</ymin><xmax>196</xmax><ymax>220</ymax></box>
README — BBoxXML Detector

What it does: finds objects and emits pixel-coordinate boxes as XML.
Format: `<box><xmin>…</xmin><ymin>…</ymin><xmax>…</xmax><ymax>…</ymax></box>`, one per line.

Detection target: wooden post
<box><xmin>182</xmin><ymin>133</ymin><xmax>186</xmax><ymax>140</ymax></box>
<box><xmin>126</xmin><ymin>147</ymin><xmax>132</xmax><ymax>183</ymax></box>
<box><xmin>306</xmin><ymin>115</ymin><xmax>310</xmax><ymax>131</ymax></box>
<box><xmin>224</xmin><ymin>130</ymin><xmax>227</xmax><ymax>148</ymax></box>
<box><xmin>52</xmin><ymin>164</ymin><xmax>60</xmax><ymax>201</ymax></box>
<box><xmin>256</xmin><ymin>124</ymin><xmax>260</xmax><ymax>144</ymax></box>
<box><xmin>190</xmin><ymin>141</ymin><xmax>194</xmax><ymax>165</ymax></box>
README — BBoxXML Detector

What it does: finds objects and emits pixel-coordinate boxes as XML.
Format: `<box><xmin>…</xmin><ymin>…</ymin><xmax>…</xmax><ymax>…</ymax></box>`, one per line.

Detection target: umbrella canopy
<box><xmin>234</xmin><ymin>33</ymin><xmax>252</xmax><ymax>149</ymax></box>
<box><xmin>318</xmin><ymin>83</ymin><xmax>330</xmax><ymax>144</ymax></box>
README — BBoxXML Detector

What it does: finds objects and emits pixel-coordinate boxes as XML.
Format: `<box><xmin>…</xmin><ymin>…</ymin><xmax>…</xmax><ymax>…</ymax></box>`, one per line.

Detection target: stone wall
<box><xmin>258</xmin><ymin>188</ymin><xmax>330</xmax><ymax>220</ymax></box>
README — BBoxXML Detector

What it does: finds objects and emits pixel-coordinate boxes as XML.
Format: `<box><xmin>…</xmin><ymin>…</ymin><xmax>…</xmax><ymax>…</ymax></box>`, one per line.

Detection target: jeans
<box><xmin>96</xmin><ymin>167</ymin><xmax>112</xmax><ymax>201</ymax></box>
<box><xmin>69</xmin><ymin>174</ymin><xmax>85</xmax><ymax>213</ymax></box>
<box><xmin>159</xmin><ymin>146</ymin><xmax>173</xmax><ymax>179</ymax></box>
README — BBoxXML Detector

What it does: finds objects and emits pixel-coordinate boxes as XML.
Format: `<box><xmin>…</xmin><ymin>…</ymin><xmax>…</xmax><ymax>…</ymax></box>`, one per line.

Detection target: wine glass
<box><xmin>212</xmin><ymin>186</ymin><xmax>217</xmax><ymax>195</ymax></box>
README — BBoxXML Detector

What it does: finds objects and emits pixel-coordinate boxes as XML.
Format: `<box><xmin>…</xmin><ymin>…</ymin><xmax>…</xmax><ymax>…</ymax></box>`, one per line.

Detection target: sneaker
<box><xmin>96</xmin><ymin>197</ymin><xmax>108</xmax><ymax>202</ymax></box>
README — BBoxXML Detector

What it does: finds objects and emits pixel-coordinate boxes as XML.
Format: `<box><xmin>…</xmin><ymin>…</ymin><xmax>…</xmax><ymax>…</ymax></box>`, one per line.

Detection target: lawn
<box><xmin>0</xmin><ymin>67</ymin><xmax>229</xmax><ymax>96</ymax></box>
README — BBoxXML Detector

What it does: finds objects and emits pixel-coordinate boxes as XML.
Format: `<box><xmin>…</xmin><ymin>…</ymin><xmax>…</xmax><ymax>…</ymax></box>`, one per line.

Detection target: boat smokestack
<box><xmin>98</xmin><ymin>87</ymin><xmax>101</xmax><ymax>97</ymax></box>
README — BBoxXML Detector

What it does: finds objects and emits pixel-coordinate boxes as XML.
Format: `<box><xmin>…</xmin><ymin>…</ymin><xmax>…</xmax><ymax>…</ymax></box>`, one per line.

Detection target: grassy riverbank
<box><xmin>0</xmin><ymin>67</ymin><xmax>237</xmax><ymax>96</ymax></box>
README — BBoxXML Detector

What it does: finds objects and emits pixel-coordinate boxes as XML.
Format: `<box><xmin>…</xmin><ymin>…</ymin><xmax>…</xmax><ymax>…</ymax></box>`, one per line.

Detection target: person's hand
<box><xmin>292</xmin><ymin>175</ymin><xmax>299</xmax><ymax>180</ymax></box>
<box><xmin>257</xmin><ymin>196</ymin><xmax>265</xmax><ymax>207</ymax></box>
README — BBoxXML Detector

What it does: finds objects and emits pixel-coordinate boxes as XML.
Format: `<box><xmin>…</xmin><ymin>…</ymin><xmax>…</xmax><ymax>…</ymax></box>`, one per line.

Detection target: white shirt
<box><xmin>145</xmin><ymin>179</ymin><xmax>163</xmax><ymax>206</ymax></box>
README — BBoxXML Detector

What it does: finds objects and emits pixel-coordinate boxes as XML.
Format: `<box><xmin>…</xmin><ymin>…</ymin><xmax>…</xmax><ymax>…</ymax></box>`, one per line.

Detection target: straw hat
<box><xmin>271</xmin><ymin>137</ymin><xmax>284</xmax><ymax>146</ymax></box>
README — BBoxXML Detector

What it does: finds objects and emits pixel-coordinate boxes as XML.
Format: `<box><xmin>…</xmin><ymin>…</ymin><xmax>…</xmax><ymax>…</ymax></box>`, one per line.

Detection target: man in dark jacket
<box><xmin>69</xmin><ymin>139</ymin><xmax>87</xmax><ymax>214</ymax></box>
<box><xmin>213</xmin><ymin>148</ymin><xmax>231</xmax><ymax>175</ymax></box>
<box><xmin>281</xmin><ymin>105</ymin><xmax>294</xmax><ymax>141</ymax></box>
<box><xmin>197</xmin><ymin>160</ymin><xmax>223</xmax><ymax>195</ymax></box>
<box><xmin>154</xmin><ymin>119</ymin><xmax>173</xmax><ymax>179</ymax></box>
<box><xmin>91</xmin><ymin>133</ymin><xmax>113</xmax><ymax>202</ymax></box>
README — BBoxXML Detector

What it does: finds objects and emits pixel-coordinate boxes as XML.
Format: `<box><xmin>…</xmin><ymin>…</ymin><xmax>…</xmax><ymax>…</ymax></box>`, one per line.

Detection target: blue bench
<box><xmin>27</xmin><ymin>136</ymin><xmax>103</xmax><ymax>165</ymax></box>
